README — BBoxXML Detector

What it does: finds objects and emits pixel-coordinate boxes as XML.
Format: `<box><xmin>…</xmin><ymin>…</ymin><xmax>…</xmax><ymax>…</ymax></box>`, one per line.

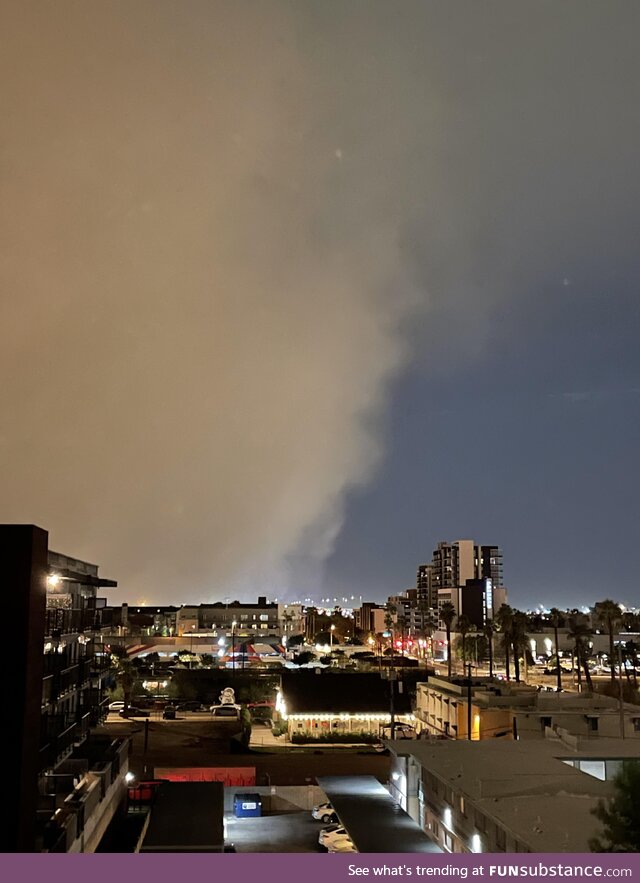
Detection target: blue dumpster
<box><xmin>233</xmin><ymin>792</ymin><xmax>262</xmax><ymax>818</ymax></box>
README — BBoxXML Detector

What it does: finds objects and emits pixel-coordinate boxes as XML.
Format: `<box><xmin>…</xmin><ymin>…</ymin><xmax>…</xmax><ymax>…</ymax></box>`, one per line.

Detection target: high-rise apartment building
<box><xmin>417</xmin><ymin>540</ymin><xmax>505</xmax><ymax>625</ymax></box>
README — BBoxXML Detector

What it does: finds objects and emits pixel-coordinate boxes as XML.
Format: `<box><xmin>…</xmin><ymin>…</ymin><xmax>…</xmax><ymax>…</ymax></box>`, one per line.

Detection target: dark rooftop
<box><xmin>318</xmin><ymin>775</ymin><xmax>441</xmax><ymax>853</ymax></box>
<box><xmin>140</xmin><ymin>781</ymin><xmax>224</xmax><ymax>852</ymax></box>
<box><xmin>281</xmin><ymin>671</ymin><xmax>413</xmax><ymax>714</ymax></box>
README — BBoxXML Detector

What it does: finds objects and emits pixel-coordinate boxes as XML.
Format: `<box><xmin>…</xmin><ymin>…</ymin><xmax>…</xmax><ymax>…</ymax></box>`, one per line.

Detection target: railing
<box><xmin>76</xmin><ymin>711</ymin><xmax>91</xmax><ymax>741</ymax></box>
<box><xmin>54</xmin><ymin>722</ymin><xmax>77</xmax><ymax>762</ymax></box>
<box><xmin>77</xmin><ymin>657</ymin><xmax>93</xmax><ymax>686</ymax></box>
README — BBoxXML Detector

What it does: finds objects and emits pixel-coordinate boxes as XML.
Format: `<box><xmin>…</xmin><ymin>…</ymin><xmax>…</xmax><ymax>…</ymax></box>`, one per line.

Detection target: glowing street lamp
<box><xmin>330</xmin><ymin>623</ymin><xmax>336</xmax><ymax>650</ymax></box>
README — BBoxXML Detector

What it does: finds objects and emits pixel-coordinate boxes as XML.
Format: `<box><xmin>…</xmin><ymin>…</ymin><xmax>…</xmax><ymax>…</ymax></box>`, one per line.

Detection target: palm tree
<box><xmin>484</xmin><ymin>620</ymin><xmax>495</xmax><ymax>678</ymax></box>
<box><xmin>594</xmin><ymin>599</ymin><xmax>622</xmax><ymax>686</ymax></box>
<box><xmin>422</xmin><ymin>607</ymin><xmax>439</xmax><ymax>660</ymax></box>
<box><xmin>396</xmin><ymin>613</ymin><xmax>407</xmax><ymax>659</ymax></box>
<box><xmin>384</xmin><ymin>603</ymin><xmax>396</xmax><ymax>654</ymax></box>
<box><xmin>511</xmin><ymin>610</ymin><xmax>529</xmax><ymax>684</ymax></box>
<box><xmin>549</xmin><ymin>608</ymin><xmax>564</xmax><ymax>693</ymax></box>
<box><xmin>495</xmin><ymin>604</ymin><xmax>514</xmax><ymax>681</ymax></box>
<box><xmin>440</xmin><ymin>602</ymin><xmax>456</xmax><ymax>679</ymax></box>
<box><xmin>457</xmin><ymin>614</ymin><xmax>472</xmax><ymax>667</ymax></box>
<box><xmin>567</xmin><ymin>614</ymin><xmax>594</xmax><ymax>691</ymax></box>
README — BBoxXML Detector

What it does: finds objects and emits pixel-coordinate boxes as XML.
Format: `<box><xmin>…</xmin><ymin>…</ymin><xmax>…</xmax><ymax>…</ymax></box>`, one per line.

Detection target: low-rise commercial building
<box><xmin>415</xmin><ymin>676</ymin><xmax>640</xmax><ymax>741</ymax></box>
<box><xmin>388</xmin><ymin>735</ymin><xmax>640</xmax><ymax>853</ymax></box>
<box><xmin>276</xmin><ymin>671</ymin><xmax>415</xmax><ymax>741</ymax></box>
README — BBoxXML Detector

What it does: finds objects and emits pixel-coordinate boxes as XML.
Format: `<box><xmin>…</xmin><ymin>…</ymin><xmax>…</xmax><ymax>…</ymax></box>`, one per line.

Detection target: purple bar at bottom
<box><xmin>3</xmin><ymin>853</ymin><xmax>640</xmax><ymax>883</ymax></box>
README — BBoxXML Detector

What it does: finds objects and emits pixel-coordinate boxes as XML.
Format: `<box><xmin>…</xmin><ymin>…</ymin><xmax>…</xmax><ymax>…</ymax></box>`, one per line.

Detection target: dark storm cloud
<box><xmin>1</xmin><ymin>2</ymin><xmax>638</xmax><ymax>603</ymax></box>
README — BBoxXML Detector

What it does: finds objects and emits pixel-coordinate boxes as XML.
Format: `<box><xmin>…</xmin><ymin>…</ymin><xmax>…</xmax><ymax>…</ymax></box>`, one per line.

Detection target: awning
<box><xmin>317</xmin><ymin>775</ymin><xmax>442</xmax><ymax>853</ymax></box>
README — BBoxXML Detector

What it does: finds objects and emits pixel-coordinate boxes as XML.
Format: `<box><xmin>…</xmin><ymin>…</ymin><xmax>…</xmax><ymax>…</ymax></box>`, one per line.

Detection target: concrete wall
<box><xmin>223</xmin><ymin>784</ymin><xmax>325</xmax><ymax>813</ymax></box>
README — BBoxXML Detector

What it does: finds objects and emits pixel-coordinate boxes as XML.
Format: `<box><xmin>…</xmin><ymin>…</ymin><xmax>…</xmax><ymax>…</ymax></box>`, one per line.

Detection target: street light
<box><xmin>231</xmin><ymin>621</ymin><xmax>237</xmax><ymax>676</ymax></box>
<box><xmin>330</xmin><ymin>623</ymin><xmax>336</xmax><ymax>650</ymax></box>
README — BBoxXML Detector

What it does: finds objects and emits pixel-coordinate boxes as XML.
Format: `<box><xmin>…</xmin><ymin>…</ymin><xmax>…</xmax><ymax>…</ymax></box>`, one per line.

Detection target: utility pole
<box><xmin>618</xmin><ymin>643</ymin><xmax>626</xmax><ymax>739</ymax></box>
<box><xmin>389</xmin><ymin>671</ymin><xmax>396</xmax><ymax>739</ymax></box>
<box><xmin>467</xmin><ymin>663</ymin><xmax>472</xmax><ymax>741</ymax></box>
<box><xmin>382</xmin><ymin>669</ymin><xmax>397</xmax><ymax>739</ymax></box>
<box><xmin>231</xmin><ymin>621</ymin><xmax>236</xmax><ymax>679</ymax></box>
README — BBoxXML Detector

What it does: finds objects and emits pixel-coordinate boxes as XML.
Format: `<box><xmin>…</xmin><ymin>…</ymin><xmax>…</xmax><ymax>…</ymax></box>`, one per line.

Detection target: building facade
<box><xmin>415</xmin><ymin>676</ymin><xmax>640</xmax><ymax>742</ymax></box>
<box><xmin>388</xmin><ymin>737</ymin><xmax>640</xmax><ymax>853</ymax></box>
<box><xmin>3</xmin><ymin>524</ymin><xmax>129</xmax><ymax>852</ymax></box>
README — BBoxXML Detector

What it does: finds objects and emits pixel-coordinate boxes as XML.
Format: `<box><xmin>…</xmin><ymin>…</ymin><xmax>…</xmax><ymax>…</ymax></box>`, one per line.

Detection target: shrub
<box><xmin>290</xmin><ymin>731</ymin><xmax>379</xmax><ymax>744</ymax></box>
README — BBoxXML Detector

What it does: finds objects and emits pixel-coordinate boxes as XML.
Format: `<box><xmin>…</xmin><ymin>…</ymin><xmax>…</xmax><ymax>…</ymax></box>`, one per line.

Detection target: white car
<box><xmin>312</xmin><ymin>802</ymin><xmax>337</xmax><ymax>823</ymax></box>
<box><xmin>319</xmin><ymin>825</ymin><xmax>349</xmax><ymax>848</ymax></box>
<box><xmin>324</xmin><ymin>833</ymin><xmax>354</xmax><ymax>851</ymax></box>
<box><xmin>328</xmin><ymin>839</ymin><xmax>357</xmax><ymax>854</ymax></box>
<box><xmin>109</xmin><ymin>701</ymin><xmax>125</xmax><ymax>712</ymax></box>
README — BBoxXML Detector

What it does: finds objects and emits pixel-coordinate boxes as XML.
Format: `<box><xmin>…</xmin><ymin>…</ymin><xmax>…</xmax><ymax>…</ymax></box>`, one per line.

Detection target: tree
<box><xmin>110</xmin><ymin>647</ymin><xmax>134</xmax><ymax>710</ymax></box>
<box><xmin>456</xmin><ymin>615</ymin><xmax>472</xmax><ymax>665</ymax></box>
<box><xmin>484</xmin><ymin>620</ymin><xmax>495</xmax><ymax>678</ymax></box>
<box><xmin>549</xmin><ymin>608</ymin><xmax>563</xmax><ymax>692</ymax></box>
<box><xmin>396</xmin><ymin>613</ymin><xmax>407</xmax><ymax>658</ymax></box>
<box><xmin>567</xmin><ymin>614</ymin><xmax>594</xmax><ymax>690</ymax></box>
<box><xmin>384</xmin><ymin>603</ymin><xmax>397</xmax><ymax>651</ymax></box>
<box><xmin>422</xmin><ymin>607</ymin><xmax>439</xmax><ymax>660</ymax></box>
<box><xmin>293</xmin><ymin>651</ymin><xmax>317</xmax><ymax>666</ymax></box>
<box><xmin>415</xmin><ymin>599</ymin><xmax>438</xmax><ymax>659</ymax></box>
<box><xmin>439</xmin><ymin>602</ymin><xmax>456</xmax><ymax>679</ymax></box>
<box><xmin>495</xmin><ymin>604</ymin><xmax>514</xmax><ymax>681</ymax></box>
<box><xmin>455</xmin><ymin>631</ymin><xmax>487</xmax><ymax>667</ymax></box>
<box><xmin>511</xmin><ymin>610</ymin><xmax>529</xmax><ymax>684</ymax></box>
<box><xmin>594</xmin><ymin>600</ymin><xmax>622</xmax><ymax>686</ymax></box>
<box><xmin>589</xmin><ymin>761</ymin><xmax>640</xmax><ymax>852</ymax></box>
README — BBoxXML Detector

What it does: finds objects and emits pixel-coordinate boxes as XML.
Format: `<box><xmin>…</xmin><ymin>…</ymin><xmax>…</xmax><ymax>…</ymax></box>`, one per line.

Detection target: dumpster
<box><xmin>233</xmin><ymin>792</ymin><xmax>262</xmax><ymax>818</ymax></box>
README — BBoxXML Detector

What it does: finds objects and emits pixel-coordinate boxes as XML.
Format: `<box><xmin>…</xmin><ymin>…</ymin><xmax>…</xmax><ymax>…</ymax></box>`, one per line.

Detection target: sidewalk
<box><xmin>250</xmin><ymin>726</ymin><xmax>288</xmax><ymax>748</ymax></box>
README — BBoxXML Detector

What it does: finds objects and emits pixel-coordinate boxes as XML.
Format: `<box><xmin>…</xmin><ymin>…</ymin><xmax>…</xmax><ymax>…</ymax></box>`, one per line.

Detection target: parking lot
<box><xmin>225</xmin><ymin>810</ymin><xmax>324</xmax><ymax>853</ymax></box>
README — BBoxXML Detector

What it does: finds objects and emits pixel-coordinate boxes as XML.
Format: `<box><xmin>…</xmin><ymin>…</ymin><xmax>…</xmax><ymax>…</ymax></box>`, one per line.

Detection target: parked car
<box><xmin>322</xmin><ymin>830</ymin><xmax>353</xmax><ymax>850</ymax></box>
<box><xmin>328</xmin><ymin>839</ymin><xmax>357</xmax><ymax>854</ymax></box>
<box><xmin>319</xmin><ymin>824</ymin><xmax>348</xmax><ymax>848</ymax></box>
<box><xmin>176</xmin><ymin>701</ymin><xmax>202</xmax><ymax>712</ymax></box>
<box><xmin>119</xmin><ymin>707</ymin><xmax>150</xmax><ymax>718</ymax></box>
<box><xmin>210</xmin><ymin>704</ymin><xmax>241</xmax><ymax>719</ymax></box>
<box><xmin>312</xmin><ymin>802</ymin><xmax>337</xmax><ymax>823</ymax></box>
<box><xmin>162</xmin><ymin>705</ymin><xmax>177</xmax><ymax>719</ymax></box>
<box><xmin>109</xmin><ymin>701</ymin><xmax>125</xmax><ymax>712</ymax></box>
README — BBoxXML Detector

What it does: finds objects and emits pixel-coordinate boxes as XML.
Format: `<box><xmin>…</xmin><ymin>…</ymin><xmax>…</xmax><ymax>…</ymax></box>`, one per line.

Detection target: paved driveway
<box><xmin>225</xmin><ymin>810</ymin><xmax>324</xmax><ymax>853</ymax></box>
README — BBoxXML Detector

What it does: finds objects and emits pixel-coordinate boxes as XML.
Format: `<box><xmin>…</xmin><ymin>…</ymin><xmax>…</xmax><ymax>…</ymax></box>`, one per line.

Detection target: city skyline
<box><xmin>2</xmin><ymin>2</ymin><xmax>640</xmax><ymax>609</ymax></box>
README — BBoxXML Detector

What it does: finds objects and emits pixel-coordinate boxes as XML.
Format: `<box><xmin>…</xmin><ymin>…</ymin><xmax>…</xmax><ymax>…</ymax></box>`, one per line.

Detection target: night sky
<box><xmin>2</xmin><ymin>2</ymin><xmax>639</xmax><ymax>608</ymax></box>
